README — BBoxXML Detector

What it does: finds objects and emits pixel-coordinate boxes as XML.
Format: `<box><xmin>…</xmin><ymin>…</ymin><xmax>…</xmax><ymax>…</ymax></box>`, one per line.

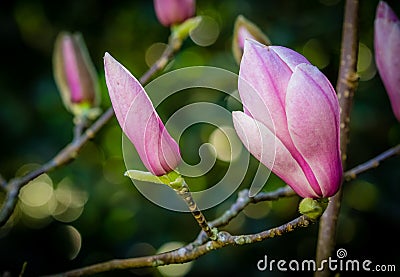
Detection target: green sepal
<box><xmin>125</xmin><ymin>170</ymin><xmax>165</xmax><ymax>184</ymax></box>
<box><xmin>298</xmin><ymin>198</ymin><xmax>328</xmax><ymax>220</ymax></box>
<box><xmin>124</xmin><ymin>169</ymin><xmax>184</xmax><ymax>189</ymax></box>
<box><xmin>170</xmin><ymin>16</ymin><xmax>202</xmax><ymax>49</ymax></box>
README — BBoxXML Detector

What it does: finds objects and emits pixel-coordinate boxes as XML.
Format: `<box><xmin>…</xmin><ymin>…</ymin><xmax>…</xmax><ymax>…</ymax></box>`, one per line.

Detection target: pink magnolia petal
<box><xmin>386</xmin><ymin>22</ymin><xmax>400</xmax><ymax>121</ymax></box>
<box><xmin>239</xmin><ymin>40</ymin><xmax>293</xmax><ymax>140</ymax></box>
<box><xmin>375</xmin><ymin>2</ymin><xmax>400</xmax><ymax>121</ymax></box>
<box><xmin>286</xmin><ymin>64</ymin><xmax>342</xmax><ymax>197</ymax></box>
<box><xmin>126</xmin><ymin>96</ymin><xmax>180</xmax><ymax>176</ymax></box>
<box><xmin>104</xmin><ymin>53</ymin><xmax>180</xmax><ymax>175</ymax></box>
<box><xmin>376</xmin><ymin>1</ymin><xmax>399</xmax><ymax>23</ymax></box>
<box><xmin>62</xmin><ymin>36</ymin><xmax>83</xmax><ymax>103</ymax></box>
<box><xmin>158</xmin><ymin>120</ymin><xmax>182</xmax><ymax>173</ymax></box>
<box><xmin>232</xmin><ymin>111</ymin><xmax>320</xmax><ymax>198</ymax></box>
<box><xmin>270</xmin><ymin>46</ymin><xmax>311</xmax><ymax>71</ymax></box>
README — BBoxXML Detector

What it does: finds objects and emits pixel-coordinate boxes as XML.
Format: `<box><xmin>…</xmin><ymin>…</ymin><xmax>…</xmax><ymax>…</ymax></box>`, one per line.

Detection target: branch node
<box><xmin>216</xmin><ymin>231</ymin><xmax>230</xmax><ymax>243</ymax></box>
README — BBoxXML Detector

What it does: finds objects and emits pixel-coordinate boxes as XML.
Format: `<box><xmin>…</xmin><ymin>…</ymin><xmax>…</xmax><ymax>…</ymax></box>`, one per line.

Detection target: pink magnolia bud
<box><xmin>104</xmin><ymin>53</ymin><xmax>181</xmax><ymax>176</ymax></box>
<box><xmin>232</xmin><ymin>15</ymin><xmax>271</xmax><ymax>64</ymax></box>
<box><xmin>53</xmin><ymin>32</ymin><xmax>100</xmax><ymax>115</ymax></box>
<box><xmin>233</xmin><ymin>40</ymin><xmax>342</xmax><ymax>198</ymax></box>
<box><xmin>153</xmin><ymin>0</ymin><xmax>195</xmax><ymax>27</ymax></box>
<box><xmin>374</xmin><ymin>1</ymin><xmax>400</xmax><ymax>121</ymax></box>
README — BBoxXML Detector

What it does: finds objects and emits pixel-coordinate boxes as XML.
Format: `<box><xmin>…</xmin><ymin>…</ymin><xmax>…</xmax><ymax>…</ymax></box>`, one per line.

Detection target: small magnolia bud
<box><xmin>232</xmin><ymin>15</ymin><xmax>271</xmax><ymax>64</ymax></box>
<box><xmin>53</xmin><ymin>32</ymin><xmax>100</xmax><ymax>118</ymax></box>
<box><xmin>298</xmin><ymin>198</ymin><xmax>328</xmax><ymax>220</ymax></box>
<box><xmin>153</xmin><ymin>0</ymin><xmax>196</xmax><ymax>27</ymax></box>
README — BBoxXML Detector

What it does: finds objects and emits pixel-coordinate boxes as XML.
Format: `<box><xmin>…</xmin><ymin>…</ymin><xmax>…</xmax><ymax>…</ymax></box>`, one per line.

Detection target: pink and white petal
<box><xmin>237</xmin><ymin>27</ymin><xmax>255</xmax><ymax>49</ymax></box>
<box><xmin>286</xmin><ymin>64</ymin><xmax>342</xmax><ymax>197</ymax></box>
<box><xmin>157</xmin><ymin>120</ymin><xmax>182</xmax><ymax>174</ymax></box>
<box><xmin>232</xmin><ymin>111</ymin><xmax>320</xmax><ymax>198</ymax></box>
<box><xmin>62</xmin><ymin>36</ymin><xmax>83</xmax><ymax>103</ymax></box>
<box><xmin>376</xmin><ymin>1</ymin><xmax>399</xmax><ymax>23</ymax></box>
<box><xmin>375</xmin><ymin>14</ymin><xmax>400</xmax><ymax>121</ymax></box>
<box><xmin>104</xmin><ymin>53</ymin><xmax>180</xmax><ymax>175</ymax></box>
<box><xmin>106</xmin><ymin>66</ymin><xmax>164</xmax><ymax>175</ymax></box>
<box><xmin>239</xmin><ymin>40</ymin><xmax>294</xmax><ymax>137</ymax></box>
<box><xmin>104</xmin><ymin>53</ymin><xmax>146</xmax><ymax>130</ymax></box>
<box><xmin>386</xmin><ymin>23</ymin><xmax>400</xmax><ymax>121</ymax></box>
<box><xmin>270</xmin><ymin>46</ymin><xmax>311</xmax><ymax>71</ymax></box>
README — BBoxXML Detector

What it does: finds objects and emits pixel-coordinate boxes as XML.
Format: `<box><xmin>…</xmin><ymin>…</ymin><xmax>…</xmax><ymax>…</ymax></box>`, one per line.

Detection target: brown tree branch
<box><xmin>212</xmin><ymin>186</ymin><xmax>295</xmax><ymax>229</ymax></box>
<box><xmin>194</xmin><ymin>186</ymin><xmax>296</xmax><ymax>244</ymax></box>
<box><xmin>47</xmin><ymin>215</ymin><xmax>311</xmax><ymax>277</ymax></box>
<box><xmin>344</xmin><ymin>144</ymin><xmax>400</xmax><ymax>181</ymax></box>
<box><xmin>42</xmin><ymin>185</ymin><xmax>297</xmax><ymax>276</ymax></box>
<box><xmin>0</xmin><ymin>41</ymin><xmax>179</xmax><ymax>227</ymax></box>
<box><xmin>315</xmin><ymin>0</ymin><xmax>359</xmax><ymax>276</ymax></box>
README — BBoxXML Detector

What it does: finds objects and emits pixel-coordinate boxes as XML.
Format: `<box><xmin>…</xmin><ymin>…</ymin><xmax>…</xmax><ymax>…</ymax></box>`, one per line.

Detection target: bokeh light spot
<box><xmin>357</xmin><ymin>42</ymin><xmax>376</xmax><ymax>81</ymax></box>
<box><xmin>209</xmin><ymin>126</ymin><xmax>242</xmax><ymax>162</ymax></box>
<box><xmin>50</xmin><ymin>178</ymin><xmax>88</xmax><ymax>222</ymax></box>
<box><xmin>20</xmin><ymin>179</ymin><xmax>53</xmax><ymax>207</ymax></box>
<box><xmin>65</xmin><ymin>225</ymin><xmax>82</xmax><ymax>260</ymax></box>
<box><xmin>243</xmin><ymin>201</ymin><xmax>272</xmax><ymax>219</ymax></box>
<box><xmin>157</xmin><ymin>242</ymin><xmax>193</xmax><ymax>277</ymax></box>
<box><xmin>344</xmin><ymin>180</ymin><xmax>379</xmax><ymax>211</ymax></box>
<box><xmin>190</xmin><ymin>16</ymin><xmax>219</xmax><ymax>47</ymax></box>
<box><xmin>145</xmin><ymin>43</ymin><xmax>168</xmax><ymax>68</ymax></box>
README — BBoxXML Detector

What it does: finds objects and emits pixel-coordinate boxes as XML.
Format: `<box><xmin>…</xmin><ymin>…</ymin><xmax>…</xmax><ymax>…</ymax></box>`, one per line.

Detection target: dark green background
<box><xmin>0</xmin><ymin>0</ymin><xmax>399</xmax><ymax>276</ymax></box>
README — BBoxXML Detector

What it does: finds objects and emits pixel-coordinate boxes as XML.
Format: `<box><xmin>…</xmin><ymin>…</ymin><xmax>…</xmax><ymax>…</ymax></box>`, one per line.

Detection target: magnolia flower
<box><xmin>232</xmin><ymin>15</ymin><xmax>271</xmax><ymax>64</ymax></box>
<box><xmin>104</xmin><ymin>53</ymin><xmax>181</xmax><ymax>176</ymax></box>
<box><xmin>53</xmin><ymin>32</ymin><xmax>100</xmax><ymax>116</ymax></box>
<box><xmin>233</xmin><ymin>40</ymin><xmax>342</xmax><ymax>198</ymax></box>
<box><xmin>374</xmin><ymin>1</ymin><xmax>400</xmax><ymax>121</ymax></box>
<box><xmin>153</xmin><ymin>0</ymin><xmax>196</xmax><ymax>27</ymax></box>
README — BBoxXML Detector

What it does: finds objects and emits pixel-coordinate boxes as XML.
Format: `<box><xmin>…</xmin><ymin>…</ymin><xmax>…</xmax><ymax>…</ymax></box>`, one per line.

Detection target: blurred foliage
<box><xmin>0</xmin><ymin>0</ymin><xmax>400</xmax><ymax>276</ymax></box>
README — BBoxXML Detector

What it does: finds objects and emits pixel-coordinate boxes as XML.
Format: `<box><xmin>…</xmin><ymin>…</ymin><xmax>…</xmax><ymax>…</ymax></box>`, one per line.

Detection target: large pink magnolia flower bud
<box><xmin>53</xmin><ymin>32</ymin><xmax>100</xmax><ymax>116</ymax></box>
<box><xmin>153</xmin><ymin>0</ymin><xmax>195</xmax><ymax>27</ymax></box>
<box><xmin>374</xmin><ymin>1</ymin><xmax>400</xmax><ymax>122</ymax></box>
<box><xmin>104</xmin><ymin>53</ymin><xmax>181</xmax><ymax>176</ymax></box>
<box><xmin>233</xmin><ymin>40</ymin><xmax>342</xmax><ymax>199</ymax></box>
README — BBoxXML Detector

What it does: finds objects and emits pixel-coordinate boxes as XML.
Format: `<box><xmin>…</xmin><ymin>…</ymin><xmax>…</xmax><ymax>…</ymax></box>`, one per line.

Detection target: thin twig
<box><xmin>73</xmin><ymin>116</ymin><xmax>89</xmax><ymax>140</ymax></box>
<box><xmin>213</xmin><ymin>186</ymin><xmax>295</xmax><ymax>229</ymax></box>
<box><xmin>0</xmin><ymin>39</ymin><xmax>181</xmax><ymax>227</ymax></box>
<box><xmin>315</xmin><ymin>0</ymin><xmax>359</xmax><ymax>276</ymax></box>
<box><xmin>344</xmin><ymin>144</ymin><xmax>400</xmax><ymax>181</ymax></box>
<box><xmin>194</xmin><ymin>186</ymin><xmax>296</xmax><ymax>244</ymax></box>
<box><xmin>175</xmin><ymin>180</ymin><xmax>216</xmax><ymax>239</ymax></box>
<box><xmin>139</xmin><ymin>43</ymin><xmax>175</xmax><ymax>84</ymax></box>
<box><xmin>47</xmin><ymin>215</ymin><xmax>311</xmax><ymax>277</ymax></box>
